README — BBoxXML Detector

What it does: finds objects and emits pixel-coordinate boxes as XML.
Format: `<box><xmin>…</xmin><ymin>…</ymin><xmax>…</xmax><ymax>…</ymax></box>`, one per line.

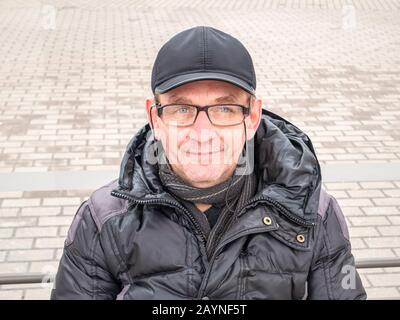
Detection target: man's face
<box><xmin>146</xmin><ymin>80</ymin><xmax>262</xmax><ymax>188</ymax></box>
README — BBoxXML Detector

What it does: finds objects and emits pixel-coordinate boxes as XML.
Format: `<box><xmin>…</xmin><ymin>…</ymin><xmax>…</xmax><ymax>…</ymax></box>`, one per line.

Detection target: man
<box><xmin>51</xmin><ymin>26</ymin><xmax>366</xmax><ymax>300</ymax></box>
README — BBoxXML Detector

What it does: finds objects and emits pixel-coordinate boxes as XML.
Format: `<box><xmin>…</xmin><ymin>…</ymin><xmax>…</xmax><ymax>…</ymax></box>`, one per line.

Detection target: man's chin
<box><xmin>180</xmin><ymin>165</ymin><xmax>225</xmax><ymax>187</ymax></box>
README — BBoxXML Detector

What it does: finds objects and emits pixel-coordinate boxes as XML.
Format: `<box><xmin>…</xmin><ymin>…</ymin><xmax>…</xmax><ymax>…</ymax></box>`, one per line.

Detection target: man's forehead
<box><xmin>166</xmin><ymin>93</ymin><xmax>241</xmax><ymax>103</ymax></box>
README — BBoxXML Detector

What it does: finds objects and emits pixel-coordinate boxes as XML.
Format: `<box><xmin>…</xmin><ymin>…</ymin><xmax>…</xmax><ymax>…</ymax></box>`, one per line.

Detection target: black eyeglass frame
<box><xmin>150</xmin><ymin>101</ymin><xmax>251</xmax><ymax>127</ymax></box>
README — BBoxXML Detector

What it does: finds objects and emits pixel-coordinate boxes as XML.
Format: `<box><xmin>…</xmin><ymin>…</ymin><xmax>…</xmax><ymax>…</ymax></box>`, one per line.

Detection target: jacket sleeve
<box><xmin>307</xmin><ymin>193</ymin><xmax>367</xmax><ymax>300</ymax></box>
<box><xmin>50</xmin><ymin>201</ymin><xmax>121</xmax><ymax>300</ymax></box>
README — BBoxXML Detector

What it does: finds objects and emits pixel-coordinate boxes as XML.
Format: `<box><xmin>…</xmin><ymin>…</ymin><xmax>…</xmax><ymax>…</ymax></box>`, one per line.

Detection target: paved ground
<box><xmin>0</xmin><ymin>0</ymin><xmax>400</xmax><ymax>299</ymax></box>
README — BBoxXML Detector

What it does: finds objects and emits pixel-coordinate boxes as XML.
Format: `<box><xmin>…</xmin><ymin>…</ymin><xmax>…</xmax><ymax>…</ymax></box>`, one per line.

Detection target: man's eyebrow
<box><xmin>167</xmin><ymin>94</ymin><xmax>239</xmax><ymax>104</ymax></box>
<box><xmin>168</xmin><ymin>95</ymin><xmax>192</xmax><ymax>104</ymax></box>
<box><xmin>214</xmin><ymin>94</ymin><xmax>238</xmax><ymax>103</ymax></box>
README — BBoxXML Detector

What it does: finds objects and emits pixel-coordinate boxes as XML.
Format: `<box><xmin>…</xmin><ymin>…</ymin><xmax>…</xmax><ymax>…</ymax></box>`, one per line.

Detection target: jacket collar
<box><xmin>113</xmin><ymin>109</ymin><xmax>321</xmax><ymax>222</ymax></box>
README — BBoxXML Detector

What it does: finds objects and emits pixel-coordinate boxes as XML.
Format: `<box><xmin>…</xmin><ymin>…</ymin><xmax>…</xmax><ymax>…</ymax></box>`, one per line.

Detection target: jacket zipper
<box><xmin>253</xmin><ymin>195</ymin><xmax>316</xmax><ymax>227</ymax></box>
<box><xmin>205</xmin><ymin>208</ymin><xmax>232</xmax><ymax>259</ymax></box>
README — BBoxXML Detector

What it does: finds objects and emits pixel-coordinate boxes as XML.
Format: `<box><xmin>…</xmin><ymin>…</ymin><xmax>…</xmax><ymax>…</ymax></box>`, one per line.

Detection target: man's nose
<box><xmin>193</xmin><ymin>110</ymin><xmax>213</xmax><ymax>129</ymax></box>
<box><xmin>189</xmin><ymin>110</ymin><xmax>216</xmax><ymax>142</ymax></box>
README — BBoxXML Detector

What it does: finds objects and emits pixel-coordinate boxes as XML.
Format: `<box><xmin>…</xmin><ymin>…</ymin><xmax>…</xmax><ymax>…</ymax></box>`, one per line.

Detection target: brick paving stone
<box><xmin>377</xmin><ymin>226</ymin><xmax>400</xmax><ymax>236</ymax></box>
<box><xmin>15</xmin><ymin>227</ymin><xmax>58</xmax><ymax>238</ymax></box>
<box><xmin>389</xmin><ymin>216</ymin><xmax>400</xmax><ymax>225</ymax></box>
<box><xmin>325</xmin><ymin>182</ymin><xmax>361</xmax><ymax>190</ymax></box>
<box><xmin>0</xmin><ymin>218</ymin><xmax>37</xmax><ymax>228</ymax></box>
<box><xmin>360</xmin><ymin>182</ymin><xmax>396</xmax><ymax>189</ymax></box>
<box><xmin>340</xmin><ymin>207</ymin><xmax>366</xmax><ymax>217</ymax></box>
<box><xmin>42</xmin><ymin>198</ymin><xmax>81</xmax><ymax>206</ymax></box>
<box><xmin>364</xmin><ymin>237</ymin><xmax>400</xmax><ymax>248</ymax></box>
<box><xmin>350</xmin><ymin>216</ymin><xmax>391</xmax><ymax>227</ymax></box>
<box><xmin>0</xmin><ymin>290</ymin><xmax>24</xmax><ymax>300</ymax></box>
<box><xmin>24</xmin><ymin>288</ymin><xmax>52</xmax><ymax>300</ymax></box>
<box><xmin>358</xmin><ymin>268</ymin><xmax>385</xmax><ymax>275</ymax></box>
<box><xmin>348</xmin><ymin>227</ymin><xmax>380</xmax><ymax>238</ymax></box>
<box><xmin>20</xmin><ymin>207</ymin><xmax>61</xmax><ymax>216</ymax></box>
<box><xmin>0</xmin><ymin>228</ymin><xmax>14</xmax><ymax>238</ymax></box>
<box><xmin>350</xmin><ymin>238</ymin><xmax>367</xmax><ymax>249</ymax></box>
<box><xmin>7</xmin><ymin>250</ymin><xmax>54</xmax><ymax>262</ymax></box>
<box><xmin>362</xmin><ymin>207</ymin><xmax>400</xmax><ymax>216</ymax></box>
<box><xmin>34</xmin><ymin>237</ymin><xmax>66</xmax><ymax>249</ymax></box>
<box><xmin>365</xmin><ymin>287</ymin><xmax>400</xmax><ymax>299</ymax></box>
<box><xmin>383</xmin><ymin>190</ymin><xmax>400</xmax><ymax>197</ymax></box>
<box><xmin>0</xmin><ymin>238</ymin><xmax>34</xmax><ymax>250</ymax></box>
<box><xmin>38</xmin><ymin>216</ymin><xmax>74</xmax><ymax>227</ymax></box>
<box><xmin>337</xmin><ymin>198</ymin><xmax>374</xmax><ymax>207</ymax></box>
<box><xmin>373</xmin><ymin>198</ymin><xmax>400</xmax><ymax>206</ymax></box>
<box><xmin>323</xmin><ymin>190</ymin><xmax>348</xmax><ymax>199</ymax></box>
<box><xmin>352</xmin><ymin>248</ymin><xmax>396</xmax><ymax>260</ymax></box>
<box><xmin>367</xmin><ymin>273</ymin><xmax>400</xmax><ymax>287</ymax></box>
<box><xmin>29</xmin><ymin>261</ymin><xmax>60</xmax><ymax>273</ymax></box>
<box><xmin>0</xmin><ymin>208</ymin><xmax>19</xmax><ymax>218</ymax></box>
<box><xmin>0</xmin><ymin>262</ymin><xmax>29</xmax><ymax>274</ymax></box>
<box><xmin>58</xmin><ymin>226</ymin><xmax>69</xmax><ymax>237</ymax></box>
<box><xmin>348</xmin><ymin>190</ymin><xmax>385</xmax><ymax>198</ymax></box>
<box><xmin>2</xmin><ymin>199</ymin><xmax>41</xmax><ymax>208</ymax></box>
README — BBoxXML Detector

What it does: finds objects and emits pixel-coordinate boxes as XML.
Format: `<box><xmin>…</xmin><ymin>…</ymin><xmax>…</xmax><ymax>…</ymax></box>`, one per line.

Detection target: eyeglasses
<box><xmin>151</xmin><ymin>102</ymin><xmax>250</xmax><ymax>127</ymax></box>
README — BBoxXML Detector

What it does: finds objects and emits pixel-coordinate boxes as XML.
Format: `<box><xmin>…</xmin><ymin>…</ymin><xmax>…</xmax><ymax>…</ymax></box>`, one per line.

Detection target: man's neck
<box><xmin>195</xmin><ymin>203</ymin><xmax>212</xmax><ymax>212</ymax></box>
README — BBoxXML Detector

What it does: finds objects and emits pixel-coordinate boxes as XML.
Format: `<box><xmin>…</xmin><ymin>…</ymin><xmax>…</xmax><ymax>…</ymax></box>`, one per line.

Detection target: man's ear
<box><xmin>245</xmin><ymin>96</ymin><xmax>262</xmax><ymax>140</ymax></box>
<box><xmin>145</xmin><ymin>98</ymin><xmax>155</xmax><ymax>127</ymax></box>
<box><xmin>145</xmin><ymin>97</ymin><xmax>161</xmax><ymax>140</ymax></box>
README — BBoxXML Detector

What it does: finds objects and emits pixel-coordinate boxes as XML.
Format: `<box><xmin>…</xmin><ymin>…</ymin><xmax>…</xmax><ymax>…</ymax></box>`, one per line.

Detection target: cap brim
<box><xmin>154</xmin><ymin>72</ymin><xmax>255</xmax><ymax>95</ymax></box>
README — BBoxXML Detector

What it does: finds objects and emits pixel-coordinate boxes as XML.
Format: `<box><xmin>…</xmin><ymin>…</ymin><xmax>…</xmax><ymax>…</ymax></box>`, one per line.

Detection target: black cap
<box><xmin>151</xmin><ymin>26</ymin><xmax>256</xmax><ymax>95</ymax></box>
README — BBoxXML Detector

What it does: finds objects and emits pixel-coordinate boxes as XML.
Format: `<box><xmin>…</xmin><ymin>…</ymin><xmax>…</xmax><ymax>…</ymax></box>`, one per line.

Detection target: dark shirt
<box><xmin>203</xmin><ymin>205</ymin><xmax>220</xmax><ymax>229</ymax></box>
<box><xmin>177</xmin><ymin>197</ymin><xmax>221</xmax><ymax>236</ymax></box>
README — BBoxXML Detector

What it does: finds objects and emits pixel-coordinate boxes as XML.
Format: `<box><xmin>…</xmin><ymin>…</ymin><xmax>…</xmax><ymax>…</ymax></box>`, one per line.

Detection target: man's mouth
<box><xmin>184</xmin><ymin>149</ymin><xmax>223</xmax><ymax>156</ymax></box>
<box><xmin>184</xmin><ymin>149</ymin><xmax>223</xmax><ymax>155</ymax></box>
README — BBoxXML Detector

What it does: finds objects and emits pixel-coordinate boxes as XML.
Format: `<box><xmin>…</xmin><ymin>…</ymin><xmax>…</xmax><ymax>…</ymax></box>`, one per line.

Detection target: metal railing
<box><xmin>0</xmin><ymin>258</ymin><xmax>400</xmax><ymax>286</ymax></box>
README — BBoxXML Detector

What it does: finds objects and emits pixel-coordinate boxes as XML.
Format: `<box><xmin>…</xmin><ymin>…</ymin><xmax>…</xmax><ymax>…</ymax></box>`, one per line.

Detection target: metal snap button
<box><xmin>296</xmin><ymin>234</ymin><xmax>306</xmax><ymax>243</ymax></box>
<box><xmin>202</xmin><ymin>296</ymin><xmax>210</xmax><ymax>300</ymax></box>
<box><xmin>263</xmin><ymin>216</ymin><xmax>272</xmax><ymax>225</ymax></box>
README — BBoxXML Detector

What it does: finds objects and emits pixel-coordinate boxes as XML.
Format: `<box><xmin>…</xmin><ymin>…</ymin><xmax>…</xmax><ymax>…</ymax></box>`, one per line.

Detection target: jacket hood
<box><xmin>114</xmin><ymin>109</ymin><xmax>321</xmax><ymax>222</ymax></box>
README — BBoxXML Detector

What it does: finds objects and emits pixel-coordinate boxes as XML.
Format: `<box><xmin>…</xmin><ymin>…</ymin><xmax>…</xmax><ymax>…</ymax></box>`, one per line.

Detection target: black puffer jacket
<box><xmin>51</xmin><ymin>109</ymin><xmax>366</xmax><ymax>300</ymax></box>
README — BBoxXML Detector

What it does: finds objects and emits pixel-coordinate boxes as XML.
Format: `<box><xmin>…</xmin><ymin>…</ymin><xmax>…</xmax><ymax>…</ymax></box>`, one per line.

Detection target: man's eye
<box><xmin>178</xmin><ymin>107</ymin><xmax>189</xmax><ymax>113</ymax></box>
<box><xmin>217</xmin><ymin>106</ymin><xmax>234</xmax><ymax>113</ymax></box>
<box><xmin>167</xmin><ymin>105</ymin><xmax>192</xmax><ymax>114</ymax></box>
